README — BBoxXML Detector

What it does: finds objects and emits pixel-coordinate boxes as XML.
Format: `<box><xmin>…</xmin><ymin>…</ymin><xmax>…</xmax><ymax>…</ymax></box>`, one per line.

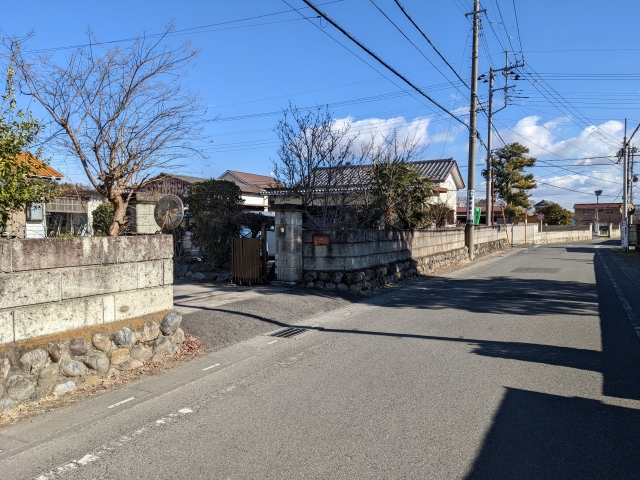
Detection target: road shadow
<box><xmin>465</xmin><ymin>387</ymin><xmax>640</xmax><ymax>480</ymax></box>
<box><xmin>183</xmin><ymin>249</ymin><xmax>640</xmax><ymax>402</ymax></box>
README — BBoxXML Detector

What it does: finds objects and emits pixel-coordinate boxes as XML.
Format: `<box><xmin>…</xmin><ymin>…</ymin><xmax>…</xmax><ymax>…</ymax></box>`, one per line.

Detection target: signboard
<box><xmin>621</xmin><ymin>224</ymin><xmax>628</xmax><ymax>249</ymax></box>
<box><xmin>474</xmin><ymin>207</ymin><xmax>481</xmax><ymax>225</ymax></box>
<box><xmin>537</xmin><ymin>214</ymin><xmax>544</xmax><ymax>221</ymax></box>
<box><xmin>313</xmin><ymin>235</ymin><xmax>330</xmax><ymax>246</ymax></box>
<box><xmin>466</xmin><ymin>190</ymin><xmax>475</xmax><ymax>224</ymax></box>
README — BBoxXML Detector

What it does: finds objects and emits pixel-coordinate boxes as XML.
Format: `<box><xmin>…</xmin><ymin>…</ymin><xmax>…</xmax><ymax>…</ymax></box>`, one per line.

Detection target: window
<box><xmin>605</xmin><ymin>210</ymin><xmax>614</xmax><ymax>215</ymax></box>
<box><xmin>582</xmin><ymin>211</ymin><xmax>591</xmax><ymax>216</ymax></box>
<box><xmin>26</xmin><ymin>203</ymin><xmax>43</xmax><ymax>221</ymax></box>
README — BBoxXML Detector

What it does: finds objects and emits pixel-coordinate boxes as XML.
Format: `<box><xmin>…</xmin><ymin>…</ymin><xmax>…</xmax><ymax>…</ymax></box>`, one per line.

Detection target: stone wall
<box><xmin>0</xmin><ymin>312</ymin><xmax>185</xmax><ymax>412</ymax></box>
<box><xmin>300</xmin><ymin>226</ymin><xmax>508</xmax><ymax>291</ymax></box>
<box><xmin>0</xmin><ymin>235</ymin><xmax>174</xmax><ymax>346</ymax></box>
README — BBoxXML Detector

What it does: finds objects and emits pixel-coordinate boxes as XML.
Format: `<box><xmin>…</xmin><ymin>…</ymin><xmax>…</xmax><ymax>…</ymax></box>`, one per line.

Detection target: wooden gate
<box><xmin>231</xmin><ymin>237</ymin><xmax>265</xmax><ymax>284</ymax></box>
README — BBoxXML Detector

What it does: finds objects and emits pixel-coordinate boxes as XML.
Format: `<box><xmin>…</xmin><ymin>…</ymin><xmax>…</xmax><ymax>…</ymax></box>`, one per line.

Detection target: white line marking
<box><xmin>311</xmin><ymin>324</ymin><xmax>320</xmax><ymax>327</ymax></box>
<box><xmin>598</xmin><ymin>250</ymin><xmax>640</xmax><ymax>339</ymax></box>
<box><xmin>107</xmin><ymin>397</ymin><xmax>135</xmax><ymax>409</ymax></box>
<box><xmin>179</xmin><ymin>408</ymin><xmax>193</xmax><ymax>414</ymax></box>
<box><xmin>344</xmin><ymin>312</ymin><xmax>351</xmax><ymax>316</ymax></box>
<box><xmin>77</xmin><ymin>454</ymin><xmax>99</xmax><ymax>466</ymax></box>
<box><xmin>202</xmin><ymin>363</ymin><xmax>221</xmax><ymax>371</ymax></box>
<box><xmin>267</xmin><ymin>340</ymin><xmax>278</xmax><ymax>345</ymax></box>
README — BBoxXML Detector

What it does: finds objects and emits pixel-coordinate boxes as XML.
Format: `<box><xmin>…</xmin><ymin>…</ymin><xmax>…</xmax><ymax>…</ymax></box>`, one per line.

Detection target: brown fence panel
<box><xmin>231</xmin><ymin>238</ymin><xmax>262</xmax><ymax>284</ymax></box>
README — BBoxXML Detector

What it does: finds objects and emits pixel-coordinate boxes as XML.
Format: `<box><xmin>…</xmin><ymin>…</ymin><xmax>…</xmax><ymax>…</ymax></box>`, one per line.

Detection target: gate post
<box><xmin>274</xmin><ymin>204</ymin><xmax>303</xmax><ymax>283</ymax></box>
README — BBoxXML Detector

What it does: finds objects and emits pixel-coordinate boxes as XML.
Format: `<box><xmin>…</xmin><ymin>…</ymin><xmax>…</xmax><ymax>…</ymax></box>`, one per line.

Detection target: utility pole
<box><xmin>465</xmin><ymin>0</ymin><xmax>482</xmax><ymax>260</ymax></box>
<box><xmin>485</xmin><ymin>68</ymin><xmax>494</xmax><ymax>226</ymax></box>
<box><xmin>622</xmin><ymin>119</ymin><xmax>628</xmax><ymax>252</ymax></box>
<box><xmin>481</xmin><ymin>53</ymin><xmax>524</xmax><ymax>226</ymax></box>
<box><xmin>621</xmin><ymin>121</ymin><xmax>640</xmax><ymax>251</ymax></box>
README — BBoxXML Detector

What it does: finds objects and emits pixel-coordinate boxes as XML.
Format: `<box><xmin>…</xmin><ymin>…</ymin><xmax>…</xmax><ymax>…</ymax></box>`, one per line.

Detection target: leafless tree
<box><xmin>272</xmin><ymin>105</ymin><xmax>435</xmax><ymax>230</ymax></box>
<box><xmin>272</xmin><ymin>104</ymin><xmax>367</xmax><ymax>229</ymax></box>
<box><xmin>6</xmin><ymin>26</ymin><xmax>206</xmax><ymax>235</ymax></box>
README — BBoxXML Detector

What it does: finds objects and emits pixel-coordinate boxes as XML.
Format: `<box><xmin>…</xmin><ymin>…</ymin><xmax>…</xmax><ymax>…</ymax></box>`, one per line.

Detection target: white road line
<box><xmin>179</xmin><ymin>408</ymin><xmax>193</xmax><ymax>414</ymax></box>
<box><xmin>76</xmin><ymin>454</ymin><xmax>99</xmax><ymax>466</ymax></box>
<box><xmin>202</xmin><ymin>363</ymin><xmax>221</xmax><ymax>371</ymax></box>
<box><xmin>267</xmin><ymin>340</ymin><xmax>278</xmax><ymax>345</ymax></box>
<box><xmin>107</xmin><ymin>397</ymin><xmax>135</xmax><ymax>409</ymax></box>
<box><xmin>597</xmin><ymin>250</ymin><xmax>640</xmax><ymax>339</ymax></box>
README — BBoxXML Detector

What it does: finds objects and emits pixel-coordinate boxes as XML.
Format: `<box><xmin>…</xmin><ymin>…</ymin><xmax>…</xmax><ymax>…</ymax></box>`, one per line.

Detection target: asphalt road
<box><xmin>2</xmin><ymin>239</ymin><xmax>640</xmax><ymax>479</ymax></box>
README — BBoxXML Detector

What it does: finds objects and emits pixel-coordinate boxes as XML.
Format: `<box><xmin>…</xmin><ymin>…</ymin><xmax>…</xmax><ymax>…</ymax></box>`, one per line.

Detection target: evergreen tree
<box><xmin>483</xmin><ymin>142</ymin><xmax>536</xmax><ymax>222</ymax></box>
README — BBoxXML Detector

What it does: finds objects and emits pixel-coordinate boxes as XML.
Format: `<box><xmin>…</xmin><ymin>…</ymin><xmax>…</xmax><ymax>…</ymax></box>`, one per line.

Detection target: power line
<box><xmin>282</xmin><ymin>0</ymin><xmax>453</xmax><ymax>123</ymax></box>
<box><xmin>16</xmin><ymin>1</ymin><xmax>343</xmax><ymax>54</ymax></box>
<box><xmin>391</xmin><ymin>0</ymin><xmax>470</xmax><ymax>89</ymax></box>
<box><xmin>299</xmin><ymin>0</ymin><xmax>468</xmax><ymax>127</ymax></box>
<box><xmin>369</xmin><ymin>0</ymin><xmax>466</xmax><ymax>99</ymax></box>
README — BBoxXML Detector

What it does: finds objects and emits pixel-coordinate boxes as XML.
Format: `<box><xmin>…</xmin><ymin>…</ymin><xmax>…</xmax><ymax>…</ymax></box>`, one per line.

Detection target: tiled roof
<box><xmin>161</xmin><ymin>174</ymin><xmax>210</xmax><ymax>184</ymax></box>
<box><xmin>222</xmin><ymin>170</ymin><xmax>279</xmax><ymax>189</ymax></box>
<box><xmin>17</xmin><ymin>152</ymin><xmax>64</xmax><ymax>179</ymax></box>
<box><xmin>574</xmin><ymin>203</ymin><xmax>622</xmax><ymax>209</ymax></box>
<box><xmin>309</xmin><ymin>159</ymin><xmax>463</xmax><ymax>189</ymax></box>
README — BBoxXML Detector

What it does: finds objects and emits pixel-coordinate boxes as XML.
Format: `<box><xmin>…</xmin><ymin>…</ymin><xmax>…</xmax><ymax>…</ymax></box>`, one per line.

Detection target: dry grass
<box><xmin>0</xmin><ymin>332</ymin><xmax>205</xmax><ymax>429</ymax></box>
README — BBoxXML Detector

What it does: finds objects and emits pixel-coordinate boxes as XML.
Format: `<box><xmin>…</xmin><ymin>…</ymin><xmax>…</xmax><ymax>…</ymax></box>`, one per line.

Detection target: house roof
<box><xmin>295</xmin><ymin>159</ymin><xmax>465</xmax><ymax>191</ymax></box>
<box><xmin>17</xmin><ymin>152</ymin><xmax>64</xmax><ymax>179</ymax></box>
<box><xmin>574</xmin><ymin>203</ymin><xmax>622</xmax><ymax>209</ymax></box>
<box><xmin>218</xmin><ymin>170</ymin><xmax>280</xmax><ymax>194</ymax></box>
<box><xmin>154</xmin><ymin>173</ymin><xmax>210</xmax><ymax>184</ymax></box>
<box><xmin>534</xmin><ymin>199</ymin><xmax>556</xmax><ymax>207</ymax></box>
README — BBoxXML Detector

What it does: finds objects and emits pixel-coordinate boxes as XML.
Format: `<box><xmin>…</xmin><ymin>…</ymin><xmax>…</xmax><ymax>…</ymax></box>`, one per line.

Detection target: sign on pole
<box><xmin>537</xmin><ymin>214</ymin><xmax>544</xmax><ymax>221</ymax></box>
<box><xmin>466</xmin><ymin>190</ymin><xmax>475</xmax><ymax>224</ymax></box>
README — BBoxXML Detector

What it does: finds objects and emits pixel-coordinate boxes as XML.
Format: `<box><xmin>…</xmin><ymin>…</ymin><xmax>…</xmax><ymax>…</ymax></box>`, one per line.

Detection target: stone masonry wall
<box><xmin>0</xmin><ymin>235</ymin><xmax>174</xmax><ymax>346</ymax></box>
<box><xmin>0</xmin><ymin>235</ymin><xmax>177</xmax><ymax>412</ymax></box>
<box><xmin>0</xmin><ymin>311</ymin><xmax>185</xmax><ymax>412</ymax></box>
<box><xmin>301</xmin><ymin>227</ymin><xmax>507</xmax><ymax>291</ymax></box>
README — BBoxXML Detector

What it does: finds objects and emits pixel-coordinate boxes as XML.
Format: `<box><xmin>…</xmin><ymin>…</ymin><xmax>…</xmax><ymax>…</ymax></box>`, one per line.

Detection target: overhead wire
<box><xmin>368</xmin><ymin>0</ymin><xmax>470</xmax><ymax>100</ymax></box>
<box><xmin>298</xmin><ymin>0</ymin><xmax>469</xmax><ymax>127</ymax></box>
<box><xmin>391</xmin><ymin>0</ymin><xmax>470</xmax><ymax>89</ymax></box>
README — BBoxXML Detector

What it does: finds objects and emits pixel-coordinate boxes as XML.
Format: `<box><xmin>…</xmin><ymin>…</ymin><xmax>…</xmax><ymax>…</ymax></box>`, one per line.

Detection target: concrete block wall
<box><xmin>0</xmin><ymin>235</ymin><xmax>173</xmax><ymax>346</ymax></box>
<box><xmin>302</xmin><ymin>226</ymin><xmax>503</xmax><ymax>275</ymax></box>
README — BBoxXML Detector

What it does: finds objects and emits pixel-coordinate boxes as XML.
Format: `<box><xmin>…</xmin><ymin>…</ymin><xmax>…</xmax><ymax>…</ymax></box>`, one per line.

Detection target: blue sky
<box><xmin>4</xmin><ymin>0</ymin><xmax>640</xmax><ymax>209</ymax></box>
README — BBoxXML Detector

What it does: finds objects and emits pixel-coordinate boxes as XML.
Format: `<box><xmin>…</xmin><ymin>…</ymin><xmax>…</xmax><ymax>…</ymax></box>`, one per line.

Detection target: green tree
<box><xmin>0</xmin><ymin>67</ymin><xmax>59</xmax><ymax>232</ymax></box>
<box><xmin>483</xmin><ymin>142</ymin><xmax>536</xmax><ymax>223</ymax></box>
<box><xmin>185</xmin><ymin>180</ymin><xmax>244</xmax><ymax>267</ymax></box>
<box><xmin>92</xmin><ymin>203</ymin><xmax>114</xmax><ymax>236</ymax></box>
<box><xmin>369</xmin><ymin>161</ymin><xmax>434</xmax><ymax>229</ymax></box>
<box><xmin>537</xmin><ymin>203</ymin><xmax>572</xmax><ymax>225</ymax></box>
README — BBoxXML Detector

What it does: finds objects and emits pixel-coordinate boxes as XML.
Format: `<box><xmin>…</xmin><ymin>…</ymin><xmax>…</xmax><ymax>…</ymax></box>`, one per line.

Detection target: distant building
<box><xmin>217</xmin><ymin>170</ymin><xmax>279</xmax><ymax>212</ymax></box>
<box><xmin>4</xmin><ymin>153</ymin><xmax>64</xmax><ymax>238</ymax></box>
<box><xmin>573</xmin><ymin>203</ymin><xmax>622</xmax><ymax>226</ymax></box>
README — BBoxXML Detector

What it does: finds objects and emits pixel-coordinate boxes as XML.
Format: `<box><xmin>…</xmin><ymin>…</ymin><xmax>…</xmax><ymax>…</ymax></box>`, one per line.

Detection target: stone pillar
<box><xmin>275</xmin><ymin>209</ymin><xmax>303</xmax><ymax>282</ymax></box>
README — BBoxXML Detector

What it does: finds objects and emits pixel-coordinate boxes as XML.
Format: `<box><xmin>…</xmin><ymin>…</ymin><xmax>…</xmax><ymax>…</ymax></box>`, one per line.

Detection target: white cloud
<box><xmin>498</xmin><ymin>115</ymin><xmax>623</xmax><ymax>161</ymax></box>
<box><xmin>332</xmin><ymin>115</ymin><xmax>457</xmax><ymax>155</ymax></box>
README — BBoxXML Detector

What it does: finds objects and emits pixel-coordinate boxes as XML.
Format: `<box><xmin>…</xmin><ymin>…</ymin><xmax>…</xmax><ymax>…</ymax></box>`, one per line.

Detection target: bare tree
<box><xmin>272</xmin><ymin>104</ymin><xmax>365</xmax><ymax>229</ymax></box>
<box><xmin>6</xmin><ymin>26</ymin><xmax>206</xmax><ymax>235</ymax></box>
<box><xmin>272</xmin><ymin>106</ymin><xmax>434</xmax><ymax>230</ymax></box>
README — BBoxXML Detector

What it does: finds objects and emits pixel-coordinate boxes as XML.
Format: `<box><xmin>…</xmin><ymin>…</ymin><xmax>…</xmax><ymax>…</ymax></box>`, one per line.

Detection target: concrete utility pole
<box><xmin>482</xmin><ymin>54</ymin><xmax>524</xmax><ymax>227</ymax></box>
<box><xmin>622</xmin><ymin>120</ymin><xmax>640</xmax><ymax>251</ymax></box>
<box><xmin>465</xmin><ymin>0</ymin><xmax>481</xmax><ymax>260</ymax></box>
<box><xmin>485</xmin><ymin>69</ymin><xmax>494</xmax><ymax>226</ymax></box>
